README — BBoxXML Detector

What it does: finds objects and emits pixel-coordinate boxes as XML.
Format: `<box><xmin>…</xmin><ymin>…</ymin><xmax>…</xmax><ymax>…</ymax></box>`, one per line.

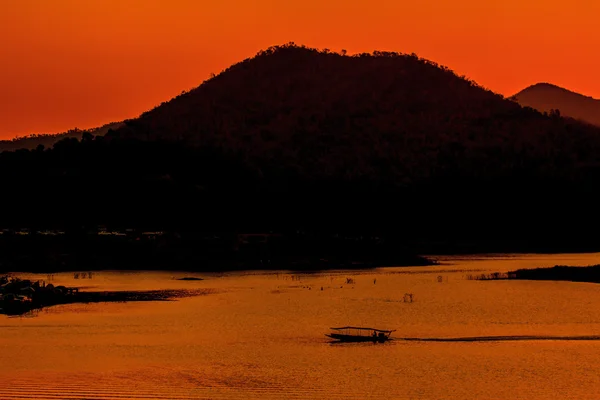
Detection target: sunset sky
<box><xmin>1</xmin><ymin>0</ymin><xmax>599</xmax><ymax>139</ymax></box>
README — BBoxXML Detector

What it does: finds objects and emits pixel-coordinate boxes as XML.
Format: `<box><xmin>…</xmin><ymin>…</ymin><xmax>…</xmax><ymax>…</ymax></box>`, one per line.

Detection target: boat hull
<box><xmin>326</xmin><ymin>333</ymin><xmax>389</xmax><ymax>343</ymax></box>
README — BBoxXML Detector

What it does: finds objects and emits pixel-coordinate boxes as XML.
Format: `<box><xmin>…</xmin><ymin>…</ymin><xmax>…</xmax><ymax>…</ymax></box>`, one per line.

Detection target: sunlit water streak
<box><xmin>1</xmin><ymin>253</ymin><xmax>600</xmax><ymax>399</ymax></box>
<box><xmin>400</xmin><ymin>335</ymin><xmax>600</xmax><ymax>342</ymax></box>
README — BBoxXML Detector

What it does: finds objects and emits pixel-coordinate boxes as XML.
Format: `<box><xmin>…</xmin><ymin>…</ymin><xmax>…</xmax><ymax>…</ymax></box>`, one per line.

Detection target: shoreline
<box><xmin>0</xmin><ymin>283</ymin><xmax>214</xmax><ymax>316</ymax></box>
<box><xmin>0</xmin><ymin>231</ymin><xmax>437</xmax><ymax>273</ymax></box>
<box><xmin>4</xmin><ymin>249</ymin><xmax>600</xmax><ymax>274</ymax></box>
<box><xmin>469</xmin><ymin>265</ymin><xmax>600</xmax><ymax>284</ymax></box>
<box><xmin>2</xmin><ymin>230</ymin><xmax>600</xmax><ymax>274</ymax></box>
<box><xmin>5</xmin><ymin>261</ymin><xmax>600</xmax><ymax>316</ymax></box>
<box><xmin>1</xmin><ymin>258</ymin><xmax>436</xmax><ymax>274</ymax></box>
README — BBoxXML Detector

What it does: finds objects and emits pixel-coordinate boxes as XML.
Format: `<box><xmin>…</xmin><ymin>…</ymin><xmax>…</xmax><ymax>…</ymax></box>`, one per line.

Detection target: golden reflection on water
<box><xmin>1</xmin><ymin>254</ymin><xmax>600</xmax><ymax>399</ymax></box>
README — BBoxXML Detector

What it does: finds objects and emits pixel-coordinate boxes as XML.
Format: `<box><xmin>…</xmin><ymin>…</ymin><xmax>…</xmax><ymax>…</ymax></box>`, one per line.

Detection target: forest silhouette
<box><xmin>0</xmin><ymin>122</ymin><xmax>123</xmax><ymax>152</ymax></box>
<box><xmin>2</xmin><ymin>43</ymin><xmax>600</xmax><ymax>271</ymax></box>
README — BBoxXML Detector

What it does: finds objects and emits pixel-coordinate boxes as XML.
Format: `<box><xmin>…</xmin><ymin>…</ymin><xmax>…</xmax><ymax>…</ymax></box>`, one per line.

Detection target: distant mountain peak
<box><xmin>518</xmin><ymin>82</ymin><xmax>598</xmax><ymax>99</ymax></box>
<box><xmin>525</xmin><ymin>82</ymin><xmax>561</xmax><ymax>89</ymax></box>
<box><xmin>513</xmin><ymin>82</ymin><xmax>600</xmax><ymax>126</ymax></box>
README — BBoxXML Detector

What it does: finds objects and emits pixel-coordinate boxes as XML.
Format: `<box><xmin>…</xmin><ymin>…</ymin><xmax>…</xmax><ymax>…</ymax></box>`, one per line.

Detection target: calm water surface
<box><xmin>2</xmin><ymin>254</ymin><xmax>600</xmax><ymax>399</ymax></box>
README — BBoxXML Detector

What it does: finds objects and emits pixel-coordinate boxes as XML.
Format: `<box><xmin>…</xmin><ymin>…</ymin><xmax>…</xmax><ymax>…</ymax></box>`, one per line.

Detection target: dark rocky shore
<box><xmin>0</xmin><ymin>275</ymin><xmax>213</xmax><ymax>316</ymax></box>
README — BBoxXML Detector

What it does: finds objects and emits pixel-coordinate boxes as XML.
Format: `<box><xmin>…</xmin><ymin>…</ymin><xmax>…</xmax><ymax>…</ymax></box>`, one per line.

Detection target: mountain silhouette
<box><xmin>0</xmin><ymin>121</ymin><xmax>124</xmax><ymax>152</ymax></box>
<box><xmin>2</xmin><ymin>43</ymin><xmax>600</xmax><ymax>252</ymax></box>
<box><xmin>107</xmin><ymin>44</ymin><xmax>600</xmax><ymax>185</ymax></box>
<box><xmin>108</xmin><ymin>44</ymin><xmax>525</xmax><ymax>179</ymax></box>
<box><xmin>512</xmin><ymin>83</ymin><xmax>600</xmax><ymax>127</ymax></box>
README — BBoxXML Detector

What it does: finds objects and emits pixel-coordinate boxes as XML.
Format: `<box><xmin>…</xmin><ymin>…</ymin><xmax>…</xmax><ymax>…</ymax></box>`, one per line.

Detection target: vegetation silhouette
<box><xmin>2</xmin><ymin>43</ymin><xmax>600</xmax><ymax>271</ymax></box>
<box><xmin>510</xmin><ymin>265</ymin><xmax>600</xmax><ymax>283</ymax></box>
<box><xmin>0</xmin><ymin>121</ymin><xmax>124</xmax><ymax>152</ymax></box>
<box><xmin>469</xmin><ymin>265</ymin><xmax>600</xmax><ymax>284</ymax></box>
<box><xmin>513</xmin><ymin>83</ymin><xmax>600</xmax><ymax>127</ymax></box>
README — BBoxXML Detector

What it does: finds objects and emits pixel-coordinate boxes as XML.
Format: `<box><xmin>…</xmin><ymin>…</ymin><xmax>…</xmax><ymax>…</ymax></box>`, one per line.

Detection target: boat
<box><xmin>326</xmin><ymin>326</ymin><xmax>395</xmax><ymax>343</ymax></box>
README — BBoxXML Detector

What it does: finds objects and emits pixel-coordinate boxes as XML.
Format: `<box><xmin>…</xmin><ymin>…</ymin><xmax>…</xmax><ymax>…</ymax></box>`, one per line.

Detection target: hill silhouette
<box><xmin>2</xmin><ymin>43</ymin><xmax>600</xmax><ymax>257</ymax></box>
<box><xmin>512</xmin><ymin>83</ymin><xmax>600</xmax><ymax>127</ymax></box>
<box><xmin>0</xmin><ymin>121</ymin><xmax>124</xmax><ymax>152</ymax></box>
<box><xmin>109</xmin><ymin>44</ymin><xmax>537</xmax><ymax>183</ymax></box>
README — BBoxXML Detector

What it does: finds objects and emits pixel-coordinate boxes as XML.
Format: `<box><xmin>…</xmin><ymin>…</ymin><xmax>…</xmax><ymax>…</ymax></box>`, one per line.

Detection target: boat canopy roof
<box><xmin>330</xmin><ymin>326</ymin><xmax>395</xmax><ymax>333</ymax></box>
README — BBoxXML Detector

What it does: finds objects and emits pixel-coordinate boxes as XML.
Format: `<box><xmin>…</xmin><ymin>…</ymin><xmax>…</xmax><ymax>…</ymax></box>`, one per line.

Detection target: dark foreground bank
<box><xmin>0</xmin><ymin>230</ymin><xmax>435</xmax><ymax>273</ymax></box>
<box><xmin>3</xmin><ymin>228</ymin><xmax>600</xmax><ymax>273</ymax></box>
<box><xmin>470</xmin><ymin>265</ymin><xmax>600</xmax><ymax>284</ymax></box>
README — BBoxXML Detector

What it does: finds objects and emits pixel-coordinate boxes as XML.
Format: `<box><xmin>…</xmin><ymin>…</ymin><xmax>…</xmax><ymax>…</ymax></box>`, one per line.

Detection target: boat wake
<box><xmin>399</xmin><ymin>335</ymin><xmax>600</xmax><ymax>342</ymax></box>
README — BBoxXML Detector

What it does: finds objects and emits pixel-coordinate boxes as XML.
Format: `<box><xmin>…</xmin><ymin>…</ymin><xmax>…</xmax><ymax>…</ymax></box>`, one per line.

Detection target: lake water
<box><xmin>2</xmin><ymin>253</ymin><xmax>600</xmax><ymax>399</ymax></box>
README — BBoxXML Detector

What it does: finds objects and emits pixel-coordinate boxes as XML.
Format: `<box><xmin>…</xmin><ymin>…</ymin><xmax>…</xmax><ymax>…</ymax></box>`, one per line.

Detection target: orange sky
<box><xmin>1</xmin><ymin>0</ymin><xmax>599</xmax><ymax>139</ymax></box>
